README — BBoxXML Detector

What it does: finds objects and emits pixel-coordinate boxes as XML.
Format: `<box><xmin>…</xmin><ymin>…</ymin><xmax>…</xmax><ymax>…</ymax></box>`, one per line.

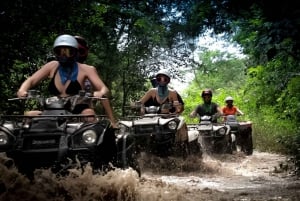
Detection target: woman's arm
<box><xmin>84</xmin><ymin>65</ymin><xmax>109</xmax><ymax>98</ymax></box>
<box><xmin>139</xmin><ymin>88</ymin><xmax>154</xmax><ymax>104</ymax></box>
<box><xmin>170</xmin><ymin>90</ymin><xmax>182</xmax><ymax>114</ymax></box>
<box><xmin>83</xmin><ymin>64</ymin><xmax>118</xmax><ymax>126</ymax></box>
<box><xmin>236</xmin><ymin>107</ymin><xmax>244</xmax><ymax>116</ymax></box>
<box><xmin>17</xmin><ymin>61</ymin><xmax>56</xmax><ymax>97</ymax></box>
<box><xmin>138</xmin><ymin>88</ymin><xmax>155</xmax><ymax>115</ymax></box>
<box><xmin>189</xmin><ymin>108</ymin><xmax>198</xmax><ymax>118</ymax></box>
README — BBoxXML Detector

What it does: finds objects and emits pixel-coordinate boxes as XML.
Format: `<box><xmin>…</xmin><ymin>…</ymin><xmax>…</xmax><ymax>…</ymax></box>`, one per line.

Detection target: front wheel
<box><xmin>239</xmin><ymin>127</ymin><xmax>253</xmax><ymax>155</ymax></box>
<box><xmin>214</xmin><ymin>136</ymin><xmax>231</xmax><ymax>154</ymax></box>
<box><xmin>242</xmin><ymin>133</ymin><xmax>253</xmax><ymax>155</ymax></box>
<box><xmin>116</xmin><ymin>134</ymin><xmax>141</xmax><ymax>177</ymax></box>
<box><xmin>188</xmin><ymin>140</ymin><xmax>202</xmax><ymax>157</ymax></box>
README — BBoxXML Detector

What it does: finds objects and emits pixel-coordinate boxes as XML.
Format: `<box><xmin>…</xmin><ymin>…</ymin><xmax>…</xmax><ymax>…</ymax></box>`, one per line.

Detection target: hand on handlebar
<box><xmin>17</xmin><ymin>90</ymin><xmax>28</xmax><ymax>98</ymax></box>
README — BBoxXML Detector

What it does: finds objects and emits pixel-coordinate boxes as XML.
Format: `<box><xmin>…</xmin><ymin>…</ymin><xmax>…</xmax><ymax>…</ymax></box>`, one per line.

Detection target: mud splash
<box><xmin>0</xmin><ymin>153</ymin><xmax>185</xmax><ymax>201</ymax></box>
<box><xmin>1</xmin><ymin>151</ymin><xmax>300</xmax><ymax>201</ymax></box>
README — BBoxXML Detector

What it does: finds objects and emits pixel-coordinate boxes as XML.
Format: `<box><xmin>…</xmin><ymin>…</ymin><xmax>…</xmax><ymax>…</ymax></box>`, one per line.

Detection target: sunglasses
<box><xmin>54</xmin><ymin>47</ymin><xmax>76</xmax><ymax>57</ymax></box>
<box><xmin>156</xmin><ymin>76</ymin><xmax>170</xmax><ymax>83</ymax></box>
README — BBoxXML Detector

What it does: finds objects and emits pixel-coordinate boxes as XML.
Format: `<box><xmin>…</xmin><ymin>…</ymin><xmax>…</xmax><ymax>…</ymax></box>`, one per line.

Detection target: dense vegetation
<box><xmin>1</xmin><ymin>0</ymin><xmax>300</xmax><ymax>173</ymax></box>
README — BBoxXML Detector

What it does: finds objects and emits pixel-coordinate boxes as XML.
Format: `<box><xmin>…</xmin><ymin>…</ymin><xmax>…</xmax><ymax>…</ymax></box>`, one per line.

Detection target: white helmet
<box><xmin>225</xmin><ymin>96</ymin><xmax>234</xmax><ymax>102</ymax></box>
<box><xmin>53</xmin><ymin>34</ymin><xmax>78</xmax><ymax>49</ymax></box>
<box><xmin>155</xmin><ymin>69</ymin><xmax>171</xmax><ymax>79</ymax></box>
<box><xmin>53</xmin><ymin>34</ymin><xmax>78</xmax><ymax>65</ymax></box>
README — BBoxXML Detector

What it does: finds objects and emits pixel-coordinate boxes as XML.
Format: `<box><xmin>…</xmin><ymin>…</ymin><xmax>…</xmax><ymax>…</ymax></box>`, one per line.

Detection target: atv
<box><xmin>116</xmin><ymin>102</ymin><xmax>201</xmax><ymax>176</ymax></box>
<box><xmin>188</xmin><ymin>115</ymin><xmax>234</xmax><ymax>154</ymax></box>
<box><xmin>0</xmin><ymin>90</ymin><xmax>117</xmax><ymax>178</ymax></box>
<box><xmin>224</xmin><ymin>115</ymin><xmax>253</xmax><ymax>155</ymax></box>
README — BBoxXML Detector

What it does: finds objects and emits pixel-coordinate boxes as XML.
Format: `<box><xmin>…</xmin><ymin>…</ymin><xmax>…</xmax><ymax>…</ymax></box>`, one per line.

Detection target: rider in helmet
<box><xmin>148</xmin><ymin>76</ymin><xmax>184</xmax><ymax>113</ymax></box>
<box><xmin>138</xmin><ymin>69</ymin><xmax>182</xmax><ymax>114</ymax></box>
<box><xmin>53</xmin><ymin>34</ymin><xmax>78</xmax><ymax>68</ymax></box>
<box><xmin>222</xmin><ymin>96</ymin><xmax>244</xmax><ymax>117</ymax></box>
<box><xmin>189</xmin><ymin>89</ymin><xmax>223</xmax><ymax>123</ymax></box>
<box><xmin>138</xmin><ymin>69</ymin><xmax>187</xmax><ymax>143</ymax></box>
<box><xmin>17</xmin><ymin>34</ymin><xmax>111</xmax><ymax>123</ymax></box>
<box><xmin>74</xmin><ymin>35</ymin><xmax>117</xmax><ymax>128</ymax></box>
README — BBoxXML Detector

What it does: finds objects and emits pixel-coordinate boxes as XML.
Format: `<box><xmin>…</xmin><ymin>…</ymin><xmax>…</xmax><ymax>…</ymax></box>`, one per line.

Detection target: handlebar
<box><xmin>9</xmin><ymin>90</ymin><xmax>108</xmax><ymax>112</ymax></box>
<box><xmin>9</xmin><ymin>90</ymin><xmax>108</xmax><ymax>101</ymax></box>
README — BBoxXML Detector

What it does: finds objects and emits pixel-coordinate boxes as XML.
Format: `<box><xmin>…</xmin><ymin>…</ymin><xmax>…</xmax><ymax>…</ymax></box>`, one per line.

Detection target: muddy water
<box><xmin>0</xmin><ymin>151</ymin><xmax>299</xmax><ymax>201</ymax></box>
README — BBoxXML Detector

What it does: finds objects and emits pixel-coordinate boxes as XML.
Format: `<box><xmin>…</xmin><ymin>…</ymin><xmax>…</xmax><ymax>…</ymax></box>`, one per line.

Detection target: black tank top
<box><xmin>48</xmin><ymin>66</ymin><xmax>82</xmax><ymax>96</ymax></box>
<box><xmin>144</xmin><ymin>96</ymin><xmax>170</xmax><ymax>114</ymax></box>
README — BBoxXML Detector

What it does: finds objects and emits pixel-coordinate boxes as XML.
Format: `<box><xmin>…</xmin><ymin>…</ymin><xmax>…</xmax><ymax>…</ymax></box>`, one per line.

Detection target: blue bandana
<box><xmin>58</xmin><ymin>63</ymin><xmax>78</xmax><ymax>84</ymax></box>
<box><xmin>157</xmin><ymin>85</ymin><xmax>169</xmax><ymax>100</ymax></box>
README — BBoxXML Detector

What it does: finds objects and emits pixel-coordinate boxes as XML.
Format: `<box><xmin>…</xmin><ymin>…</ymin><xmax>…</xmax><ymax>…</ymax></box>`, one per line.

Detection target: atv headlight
<box><xmin>218</xmin><ymin>128</ymin><xmax>226</xmax><ymax>135</ymax></box>
<box><xmin>168</xmin><ymin>120</ymin><xmax>177</xmax><ymax>130</ymax></box>
<box><xmin>0</xmin><ymin>132</ymin><xmax>8</xmax><ymax>145</ymax></box>
<box><xmin>82</xmin><ymin>130</ymin><xmax>97</xmax><ymax>144</ymax></box>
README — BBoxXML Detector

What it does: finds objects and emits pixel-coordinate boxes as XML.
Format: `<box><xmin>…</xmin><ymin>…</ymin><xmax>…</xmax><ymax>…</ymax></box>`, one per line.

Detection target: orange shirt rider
<box><xmin>222</xmin><ymin>96</ymin><xmax>244</xmax><ymax>121</ymax></box>
<box><xmin>222</xmin><ymin>106</ymin><xmax>238</xmax><ymax>116</ymax></box>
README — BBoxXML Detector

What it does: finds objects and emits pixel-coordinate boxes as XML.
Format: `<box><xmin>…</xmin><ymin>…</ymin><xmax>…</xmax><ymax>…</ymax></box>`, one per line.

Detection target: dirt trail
<box><xmin>140</xmin><ymin>151</ymin><xmax>300</xmax><ymax>200</ymax></box>
<box><xmin>0</xmin><ymin>151</ymin><xmax>299</xmax><ymax>201</ymax></box>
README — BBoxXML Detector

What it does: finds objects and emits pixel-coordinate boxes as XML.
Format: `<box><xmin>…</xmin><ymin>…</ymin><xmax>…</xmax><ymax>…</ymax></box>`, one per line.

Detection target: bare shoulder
<box><xmin>79</xmin><ymin>63</ymin><xmax>99</xmax><ymax>74</ymax></box>
<box><xmin>144</xmin><ymin>88</ymin><xmax>156</xmax><ymax>96</ymax></box>
<box><xmin>79</xmin><ymin>63</ymin><xmax>96</xmax><ymax>70</ymax></box>
<box><xmin>168</xmin><ymin>88</ymin><xmax>178</xmax><ymax>96</ymax></box>
<box><xmin>37</xmin><ymin>61</ymin><xmax>59</xmax><ymax>77</ymax></box>
<box><xmin>42</xmin><ymin>60</ymin><xmax>59</xmax><ymax>70</ymax></box>
<box><xmin>149</xmin><ymin>87</ymin><xmax>156</xmax><ymax>92</ymax></box>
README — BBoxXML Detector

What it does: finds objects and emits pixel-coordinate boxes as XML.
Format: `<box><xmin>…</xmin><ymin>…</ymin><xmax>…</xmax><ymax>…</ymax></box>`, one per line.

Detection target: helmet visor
<box><xmin>54</xmin><ymin>47</ymin><xmax>76</xmax><ymax>57</ymax></box>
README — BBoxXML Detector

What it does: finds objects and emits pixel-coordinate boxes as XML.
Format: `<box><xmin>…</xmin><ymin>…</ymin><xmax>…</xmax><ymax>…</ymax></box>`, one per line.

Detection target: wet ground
<box><xmin>0</xmin><ymin>151</ymin><xmax>299</xmax><ymax>201</ymax></box>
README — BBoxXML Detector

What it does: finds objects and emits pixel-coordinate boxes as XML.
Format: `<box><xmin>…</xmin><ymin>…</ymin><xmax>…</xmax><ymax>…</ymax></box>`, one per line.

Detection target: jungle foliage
<box><xmin>1</xmin><ymin>0</ymin><xmax>300</xmax><ymax>173</ymax></box>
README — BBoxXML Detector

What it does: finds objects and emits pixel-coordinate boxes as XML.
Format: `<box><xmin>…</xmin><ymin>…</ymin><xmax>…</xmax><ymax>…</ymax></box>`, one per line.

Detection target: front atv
<box><xmin>0</xmin><ymin>90</ymin><xmax>117</xmax><ymax>178</ymax></box>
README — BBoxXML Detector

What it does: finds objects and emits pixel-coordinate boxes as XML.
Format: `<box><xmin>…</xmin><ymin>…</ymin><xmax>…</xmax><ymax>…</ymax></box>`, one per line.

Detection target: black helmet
<box><xmin>150</xmin><ymin>77</ymin><xmax>158</xmax><ymax>87</ymax></box>
<box><xmin>74</xmin><ymin>35</ymin><xmax>89</xmax><ymax>63</ymax></box>
<box><xmin>201</xmin><ymin>89</ymin><xmax>212</xmax><ymax>97</ymax></box>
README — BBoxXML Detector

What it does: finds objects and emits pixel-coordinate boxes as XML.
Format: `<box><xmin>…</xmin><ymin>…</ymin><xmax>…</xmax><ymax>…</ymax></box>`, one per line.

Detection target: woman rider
<box><xmin>138</xmin><ymin>69</ymin><xmax>182</xmax><ymax>114</ymax></box>
<box><xmin>17</xmin><ymin>34</ymin><xmax>109</xmax><ymax>122</ymax></box>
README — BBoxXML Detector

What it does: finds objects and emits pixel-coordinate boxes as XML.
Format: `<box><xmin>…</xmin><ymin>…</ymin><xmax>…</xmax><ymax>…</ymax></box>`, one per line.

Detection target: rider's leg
<box><xmin>24</xmin><ymin>110</ymin><xmax>42</xmax><ymax>116</ymax></box>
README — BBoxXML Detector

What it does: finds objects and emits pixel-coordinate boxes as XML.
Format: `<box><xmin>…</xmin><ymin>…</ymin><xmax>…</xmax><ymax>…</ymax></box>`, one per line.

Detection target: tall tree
<box><xmin>0</xmin><ymin>0</ymin><xmax>204</xmax><ymax>115</ymax></box>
